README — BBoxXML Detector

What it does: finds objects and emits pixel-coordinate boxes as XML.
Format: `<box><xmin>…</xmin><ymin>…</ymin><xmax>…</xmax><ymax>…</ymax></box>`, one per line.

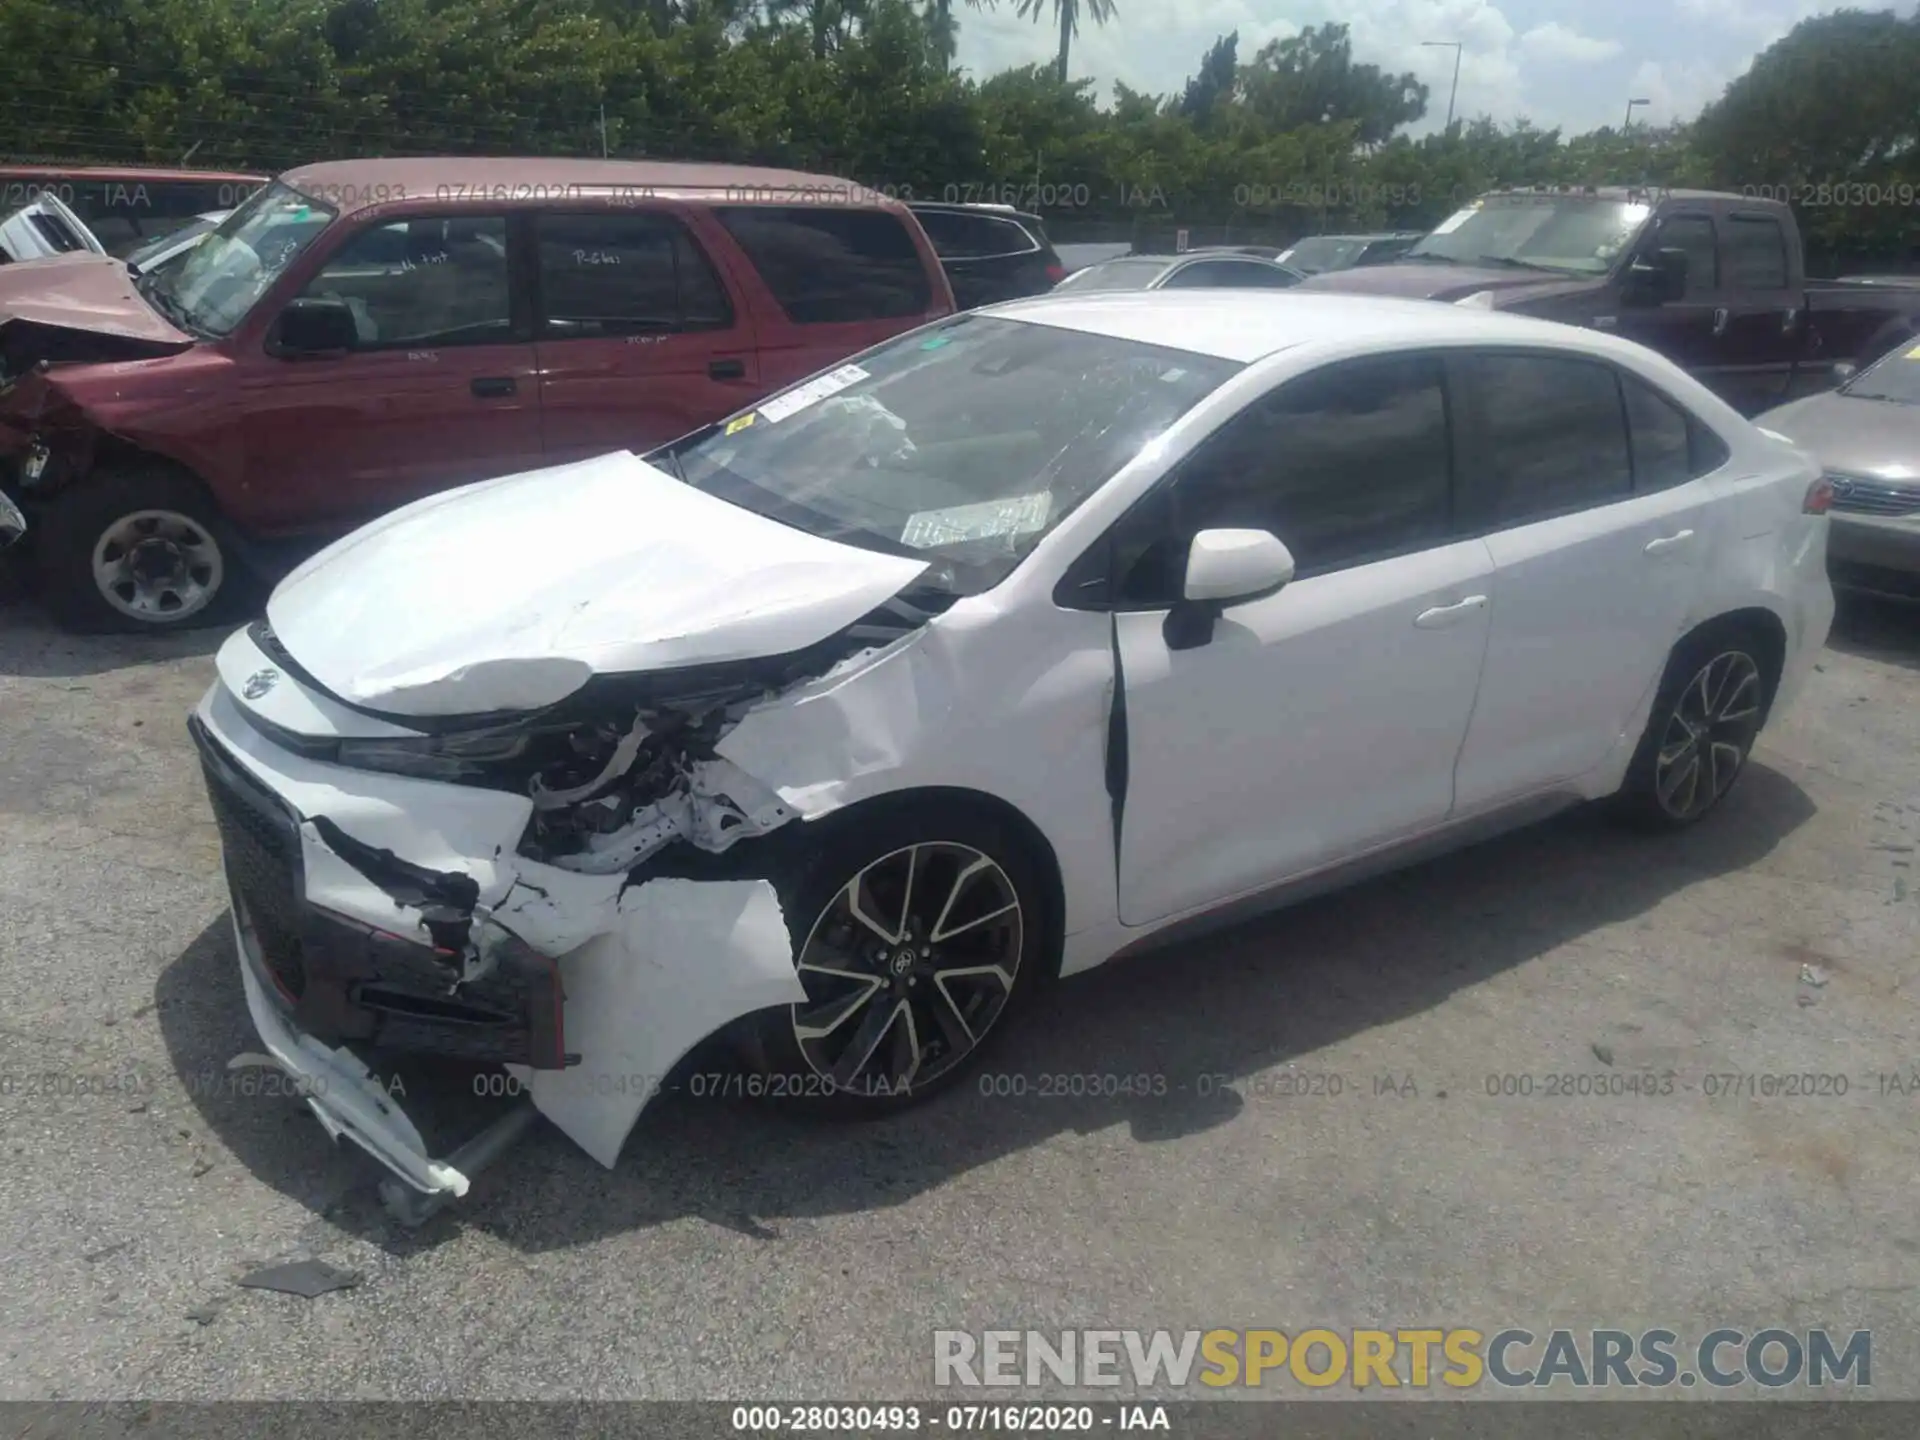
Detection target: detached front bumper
<box><xmin>190</xmin><ymin>666</ymin><xmax>807</xmax><ymax>1198</ymax></box>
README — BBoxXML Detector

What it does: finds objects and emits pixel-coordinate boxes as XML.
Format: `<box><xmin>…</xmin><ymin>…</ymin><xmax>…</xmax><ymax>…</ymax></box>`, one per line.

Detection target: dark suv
<box><xmin>908</xmin><ymin>202</ymin><xmax>1064</xmax><ymax>309</ymax></box>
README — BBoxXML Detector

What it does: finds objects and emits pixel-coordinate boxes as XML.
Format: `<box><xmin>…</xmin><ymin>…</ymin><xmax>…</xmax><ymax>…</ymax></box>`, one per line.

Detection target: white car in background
<box><xmin>189</xmin><ymin>292</ymin><xmax>1834</xmax><ymax>1209</ymax></box>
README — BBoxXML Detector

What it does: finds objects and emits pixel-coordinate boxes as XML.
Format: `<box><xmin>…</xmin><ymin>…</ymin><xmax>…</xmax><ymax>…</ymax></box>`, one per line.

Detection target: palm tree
<box><xmin>1014</xmin><ymin>0</ymin><xmax>1116</xmax><ymax>83</ymax></box>
<box><xmin>926</xmin><ymin>0</ymin><xmax>996</xmax><ymax>71</ymax></box>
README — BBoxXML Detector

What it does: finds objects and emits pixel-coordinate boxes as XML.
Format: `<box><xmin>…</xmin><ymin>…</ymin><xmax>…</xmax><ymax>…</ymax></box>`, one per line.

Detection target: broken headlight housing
<box><xmin>333</xmin><ymin>727</ymin><xmax>536</xmax><ymax>781</ymax></box>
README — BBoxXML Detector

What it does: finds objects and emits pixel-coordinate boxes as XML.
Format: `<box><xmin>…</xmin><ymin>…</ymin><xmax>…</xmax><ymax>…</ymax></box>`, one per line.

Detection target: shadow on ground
<box><xmin>1827</xmin><ymin>592</ymin><xmax>1920</xmax><ymax>673</ymax></box>
<box><xmin>0</xmin><ymin>588</ymin><xmax>234</xmax><ymax>679</ymax></box>
<box><xmin>154</xmin><ymin>761</ymin><xmax>1816</xmax><ymax>1254</ymax></box>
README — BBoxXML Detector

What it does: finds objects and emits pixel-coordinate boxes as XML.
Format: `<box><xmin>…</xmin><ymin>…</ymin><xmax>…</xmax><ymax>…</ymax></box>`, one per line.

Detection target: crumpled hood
<box><xmin>266</xmin><ymin>450</ymin><xmax>932</xmax><ymax>717</ymax></box>
<box><xmin>0</xmin><ymin>252</ymin><xmax>192</xmax><ymax>347</ymax></box>
<box><xmin>1299</xmin><ymin>261</ymin><xmax>1599</xmax><ymax>308</ymax></box>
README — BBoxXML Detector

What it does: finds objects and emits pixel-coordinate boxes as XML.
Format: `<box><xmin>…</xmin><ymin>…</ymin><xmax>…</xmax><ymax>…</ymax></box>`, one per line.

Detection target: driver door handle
<box><xmin>1645</xmin><ymin>529</ymin><xmax>1696</xmax><ymax>557</ymax></box>
<box><xmin>1413</xmin><ymin>594</ymin><xmax>1488</xmax><ymax>629</ymax></box>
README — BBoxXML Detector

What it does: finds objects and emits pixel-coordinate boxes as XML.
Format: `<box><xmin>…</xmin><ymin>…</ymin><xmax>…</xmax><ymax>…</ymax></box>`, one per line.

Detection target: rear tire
<box><xmin>742</xmin><ymin>802</ymin><xmax>1052</xmax><ymax>1117</ymax></box>
<box><xmin>35</xmin><ymin>466</ymin><xmax>240</xmax><ymax>633</ymax></box>
<box><xmin>1612</xmin><ymin>626</ymin><xmax>1772</xmax><ymax>830</ymax></box>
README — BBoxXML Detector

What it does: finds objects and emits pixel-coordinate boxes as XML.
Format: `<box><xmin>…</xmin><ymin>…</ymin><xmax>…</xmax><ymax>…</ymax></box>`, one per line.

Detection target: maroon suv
<box><xmin>0</xmin><ymin>157</ymin><xmax>955</xmax><ymax>630</ymax></box>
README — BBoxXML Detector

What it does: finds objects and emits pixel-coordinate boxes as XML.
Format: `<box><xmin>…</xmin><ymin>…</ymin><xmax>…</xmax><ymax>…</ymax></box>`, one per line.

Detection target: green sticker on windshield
<box><xmin>920</xmin><ymin>335</ymin><xmax>952</xmax><ymax>350</ymax></box>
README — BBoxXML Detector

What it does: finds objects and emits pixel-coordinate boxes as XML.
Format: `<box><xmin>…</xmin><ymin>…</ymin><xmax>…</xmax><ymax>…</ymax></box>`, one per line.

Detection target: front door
<box><xmin>1614</xmin><ymin>210</ymin><xmax>1721</xmax><ymax>386</ymax></box>
<box><xmin>530</xmin><ymin>208</ymin><xmax>761</xmax><ymax>462</ymax></box>
<box><xmin>1449</xmin><ymin>351</ymin><xmax>1711</xmax><ymax>809</ymax></box>
<box><xmin>239</xmin><ymin>213</ymin><xmax>543</xmax><ymax>533</ymax></box>
<box><xmin>1106</xmin><ymin>354</ymin><xmax>1495</xmax><ymax>926</ymax></box>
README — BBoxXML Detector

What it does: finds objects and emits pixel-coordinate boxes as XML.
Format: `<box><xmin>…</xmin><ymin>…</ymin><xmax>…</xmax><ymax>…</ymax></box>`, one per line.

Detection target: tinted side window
<box><xmin>1722</xmin><ymin>215</ymin><xmax>1788</xmax><ymax>289</ymax></box>
<box><xmin>1115</xmin><ymin>355</ymin><xmax>1453</xmax><ymax>599</ymax></box>
<box><xmin>715</xmin><ymin>206</ymin><xmax>930</xmax><ymax>323</ymax></box>
<box><xmin>1621</xmin><ymin>374</ymin><xmax>1693</xmax><ymax>490</ymax></box>
<box><xmin>1656</xmin><ymin>214</ymin><xmax>1717</xmax><ymax>292</ymax></box>
<box><xmin>535</xmin><ymin>212</ymin><xmax>732</xmax><ymax>337</ymax></box>
<box><xmin>1159</xmin><ymin>262</ymin><xmax>1232</xmax><ymax>289</ymax></box>
<box><xmin>916</xmin><ymin>211</ymin><xmax>1035</xmax><ymax>259</ymax></box>
<box><xmin>1463</xmin><ymin>354</ymin><xmax>1632</xmax><ymax>524</ymax></box>
<box><xmin>300</xmin><ymin>216</ymin><xmax>512</xmax><ymax>349</ymax></box>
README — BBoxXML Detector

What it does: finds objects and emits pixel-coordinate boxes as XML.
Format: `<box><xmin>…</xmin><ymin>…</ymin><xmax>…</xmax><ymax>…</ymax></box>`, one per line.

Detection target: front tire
<box><xmin>1613</xmin><ymin>629</ymin><xmax>1770</xmax><ymax>829</ymax></box>
<box><xmin>747</xmin><ymin>803</ymin><xmax>1050</xmax><ymax>1116</ymax></box>
<box><xmin>36</xmin><ymin>467</ymin><xmax>237</xmax><ymax>633</ymax></box>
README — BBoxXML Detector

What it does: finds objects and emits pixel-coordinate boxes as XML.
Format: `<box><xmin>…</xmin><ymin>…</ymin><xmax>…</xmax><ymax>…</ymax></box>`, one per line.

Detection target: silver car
<box><xmin>1758</xmin><ymin>344</ymin><xmax>1920</xmax><ymax>599</ymax></box>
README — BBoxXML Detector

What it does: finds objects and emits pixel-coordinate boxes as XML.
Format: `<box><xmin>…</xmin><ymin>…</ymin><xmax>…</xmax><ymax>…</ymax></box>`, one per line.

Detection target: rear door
<box><xmin>238</xmin><ymin>212</ymin><xmax>544</xmax><ymax>532</ymax></box>
<box><xmin>530</xmin><ymin>207</ymin><xmax>760</xmax><ymax>461</ymax></box>
<box><xmin>1713</xmin><ymin>208</ymin><xmax>1801</xmax><ymax>414</ymax></box>
<box><xmin>710</xmin><ymin>204</ymin><xmax>946</xmax><ymax>391</ymax></box>
<box><xmin>1449</xmin><ymin>351</ymin><xmax>1714</xmax><ymax>810</ymax></box>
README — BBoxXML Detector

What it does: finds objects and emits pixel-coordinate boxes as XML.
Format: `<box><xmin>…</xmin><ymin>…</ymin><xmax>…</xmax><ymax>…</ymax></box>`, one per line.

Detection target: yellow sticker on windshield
<box><xmin>1906</xmin><ymin>342</ymin><xmax>1920</xmax><ymax>359</ymax></box>
<box><xmin>725</xmin><ymin>413</ymin><xmax>757</xmax><ymax>435</ymax></box>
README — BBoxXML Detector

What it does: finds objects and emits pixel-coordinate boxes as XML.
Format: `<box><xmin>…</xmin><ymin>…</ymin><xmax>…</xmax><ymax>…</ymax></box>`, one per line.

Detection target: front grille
<box><xmin>1828</xmin><ymin>473</ymin><xmax>1920</xmax><ymax>517</ymax></box>
<box><xmin>196</xmin><ymin>729</ymin><xmax>308</xmax><ymax>999</ymax></box>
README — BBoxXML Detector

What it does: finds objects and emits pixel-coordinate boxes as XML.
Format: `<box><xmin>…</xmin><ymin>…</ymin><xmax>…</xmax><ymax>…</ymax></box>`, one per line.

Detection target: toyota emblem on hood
<box><xmin>243</xmin><ymin>668</ymin><xmax>280</xmax><ymax>700</ymax></box>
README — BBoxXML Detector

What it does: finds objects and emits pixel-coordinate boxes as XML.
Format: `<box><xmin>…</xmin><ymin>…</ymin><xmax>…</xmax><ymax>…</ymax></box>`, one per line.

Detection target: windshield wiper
<box><xmin>1400</xmin><ymin>252</ymin><xmax>1463</xmax><ymax>264</ymax></box>
<box><xmin>135</xmin><ymin>273</ymin><xmax>204</xmax><ymax>336</ymax></box>
<box><xmin>1472</xmin><ymin>255</ymin><xmax>1570</xmax><ymax>274</ymax></box>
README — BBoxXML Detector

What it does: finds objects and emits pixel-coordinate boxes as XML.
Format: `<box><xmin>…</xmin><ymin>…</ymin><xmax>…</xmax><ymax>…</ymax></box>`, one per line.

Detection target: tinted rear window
<box><xmin>915</xmin><ymin>210</ymin><xmax>1036</xmax><ymax>259</ymax></box>
<box><xmin>715</xmin><ymin>206</ymin><xmax>930</xmax><ymax>323</ymax></box>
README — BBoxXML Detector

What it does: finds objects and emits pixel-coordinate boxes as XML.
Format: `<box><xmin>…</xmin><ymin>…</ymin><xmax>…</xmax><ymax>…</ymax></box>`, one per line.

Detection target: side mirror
<box><xmin>1625</xmin><ymin>247</ymin><xmax>1687</xmax><ymax>305</ymax></box>
<box><xmin>271</xmin><ymin>297</ymin><xmax>357</xmax><ymax>358</ymax></box>
<box><xmin>1165</xmin><ymin>529</ymin><xmax>1295</xmax><ymax>651</ymax></box>
<box><xmin>1831</xmin><ymin>361</ymin><xmax>1857</xmax><ymax>383</ymax></box>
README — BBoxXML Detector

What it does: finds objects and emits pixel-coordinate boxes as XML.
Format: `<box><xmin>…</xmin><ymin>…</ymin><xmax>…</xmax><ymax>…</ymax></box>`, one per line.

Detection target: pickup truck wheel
<box><xmin>36</xmin><ymin>469</ymin><xmax>236</xmax><ymax>633</ymax></box>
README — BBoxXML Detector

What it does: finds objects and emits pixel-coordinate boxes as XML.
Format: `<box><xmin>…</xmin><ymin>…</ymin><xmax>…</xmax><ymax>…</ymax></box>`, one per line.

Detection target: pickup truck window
<box><xmin>1723</xmin><ymin>216</ymin><xmax>1790</xmax><ymax>290</ymax></box>
<box><xmin>1406</xmin><ymin>195</ymin><xmax>1652</xmax><ymax>276</ymax></box>
<box><xmin>1655</xmin><ymin>214</ymin><xmax>1718</xmax><ymax>292</ymax></box>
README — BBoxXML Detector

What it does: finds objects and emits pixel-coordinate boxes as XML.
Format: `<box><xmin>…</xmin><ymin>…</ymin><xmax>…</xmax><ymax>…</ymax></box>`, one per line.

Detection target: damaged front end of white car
<box><xmin>189</xmin><ymin>448</ymin><xmax>954</xmax><ymax>1217</ymax></box>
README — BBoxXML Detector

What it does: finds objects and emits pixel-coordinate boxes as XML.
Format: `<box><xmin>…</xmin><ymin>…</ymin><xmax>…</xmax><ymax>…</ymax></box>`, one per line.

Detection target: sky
<box><xmin>950</xmin><ymin>0</ymin><xmax>1860</xmax><ymax>135</ymax></box>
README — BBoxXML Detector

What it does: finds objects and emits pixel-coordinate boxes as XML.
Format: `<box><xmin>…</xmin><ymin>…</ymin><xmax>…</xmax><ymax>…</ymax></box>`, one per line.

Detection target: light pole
<box><xmin>1622</xmin><ymin>96</ymin><xmax>1650</xmax><ymax>131</ymax></box>
<box><xmin>1422</xmin><ymin>41</ymin><xmax>1463</xmax><ymax>133</ymax></box>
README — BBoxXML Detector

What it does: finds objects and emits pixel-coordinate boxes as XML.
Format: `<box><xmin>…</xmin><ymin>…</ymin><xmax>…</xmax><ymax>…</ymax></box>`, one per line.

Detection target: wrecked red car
<box><xmin>0</xmin><ymin>157</ymin><xmax>954</xmax><ymax>630</ymax></box>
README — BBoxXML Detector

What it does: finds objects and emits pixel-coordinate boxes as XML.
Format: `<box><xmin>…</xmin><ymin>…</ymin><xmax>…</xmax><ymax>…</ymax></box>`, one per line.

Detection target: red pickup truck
<box><xmin>0</xmin><ymin>157</ymin><xmax>954</xmax><ymax>630</ymax></box>
<box><xmin>1302</xmin><ymin>185</ymin><xmax>1920</xmax><ymax>417</ymax></box>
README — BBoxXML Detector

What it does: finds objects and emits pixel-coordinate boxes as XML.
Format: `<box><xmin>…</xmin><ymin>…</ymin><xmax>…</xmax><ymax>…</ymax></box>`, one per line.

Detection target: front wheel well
<box><xmin>1677</xmin><ymin>607</ymin><xmax>1787</xmax><ymax>723</ymax></box>
<box><xmin>785</xmin><ymin>786</ymin><xmax>1069</xmax><ymax>985</ymax></box>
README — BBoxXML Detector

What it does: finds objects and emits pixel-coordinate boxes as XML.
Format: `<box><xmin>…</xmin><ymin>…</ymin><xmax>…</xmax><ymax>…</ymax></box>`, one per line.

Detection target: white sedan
<box><xmin>190</xmin><ymin>291</ymin><xmax>1835</xmax><ymax>1207</ymax></box>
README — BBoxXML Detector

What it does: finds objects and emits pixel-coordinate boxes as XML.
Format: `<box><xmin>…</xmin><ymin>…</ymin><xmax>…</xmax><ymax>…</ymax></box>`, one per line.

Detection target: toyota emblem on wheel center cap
<box><xmin>243</xmin><ymin>668</ymin><xmax>280</xmax><ymax>700</ymax></box>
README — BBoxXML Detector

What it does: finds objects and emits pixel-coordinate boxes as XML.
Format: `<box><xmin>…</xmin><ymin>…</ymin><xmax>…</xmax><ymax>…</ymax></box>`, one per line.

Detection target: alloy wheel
<box><xmin>1654</xmin><ymin>649</ymin><xmax>1763</xmax><ymax>822</ymax></box>
<box><xmin>790</xmin><ymin>842</ymin><xmax>1023</xmax><ymax>1098</ymax></box>
<box><xmin>91</xmin><ymin>508</ymin><xmax>224</xmax><ymax>623</ymax></box>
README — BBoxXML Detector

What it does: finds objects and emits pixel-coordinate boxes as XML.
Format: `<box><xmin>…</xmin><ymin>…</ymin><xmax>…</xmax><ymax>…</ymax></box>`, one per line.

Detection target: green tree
<box><xmin>1240</xmin><ymin>23</ymin><xmax>1426</xmax><ymax>147</ymax></box>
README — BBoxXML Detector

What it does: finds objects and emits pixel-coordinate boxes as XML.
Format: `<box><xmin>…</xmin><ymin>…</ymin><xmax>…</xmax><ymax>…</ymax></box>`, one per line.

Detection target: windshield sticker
<box><xmin>1429</xmin><ymin>207</ymin><xmax>1477</xmax><ymax>236</ymax></box>
<box><xmin>758</xmin><ymin>363</ymin><xmax>870</xmax><ymax>423</ymax></box>
<box><xmin>1905</xmin><ymin>342</ymin><xmax>1920</xmax><ymax>359</ymax></box>
<box><xmin>900</xmin><ymin>492</ymin><xmax>1053</xmax><ymax>551</ymax></box>
<box><xmin>920</xmin><ymin>334</ymin><xmax>953</xmax><ymax>350</ymax></box>
<box><xmin>724</xmin><ymin>413</ymin><xmax>757</xmax><ymax>435</ymax></box>
<box><xmin>1161</xmin><ymin>367</ymin><xmax>1188</xmax><ymax>382</ymax></box>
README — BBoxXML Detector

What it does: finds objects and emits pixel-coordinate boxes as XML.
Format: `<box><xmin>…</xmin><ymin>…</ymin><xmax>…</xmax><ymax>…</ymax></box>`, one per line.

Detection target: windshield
<box><xmin>1282</xmin><ymin>237</ymin><xmax>1369</xmax><ymax>274</ymax></box>
<box><xmin>1052</xmin><ymin>258</ymin><xmax>1174</xmax><ymax>292</ymax></box>
<box><xmin>1406</xmin><ymin>196</ymin><xmax>1652</xmax><ymax>275</ymax></box>
<box><xmin>144</xmin><ymin>181</ymin><xmax>334</xmax><ymax>336</ymax></box>
<box><xmin>666</xmin><ymin>314</ymin><xmax>1242</xmax><ymax>595</ymax></box>
<box><xmin>125</xmin><ymin>215</ymin><xmax>220</xmax><ymax>272</ymax></box>
<box><xmin>1843</xmin><ymin>343</ymin><xmax>1920</xmax><ymax>404</ymax></box>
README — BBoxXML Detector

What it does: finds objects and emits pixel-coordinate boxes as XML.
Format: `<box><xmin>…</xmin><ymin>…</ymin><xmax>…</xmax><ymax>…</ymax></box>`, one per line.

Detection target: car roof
<box><xmin>987</xmin><ymin>290</ymin><xmax>1606</xmax><ymax>364</ymax></box>
<box><xmin>277</xmin><ymin>157</ymin><xmax>901</xmax><ymax>215</ymax></box>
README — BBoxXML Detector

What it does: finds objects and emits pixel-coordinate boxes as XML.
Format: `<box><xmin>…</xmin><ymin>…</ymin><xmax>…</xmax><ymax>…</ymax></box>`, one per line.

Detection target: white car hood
<box><xmin>265</xmin><ymin>450</ymin><xmax>931</xmax><ymax>716</ymax></box>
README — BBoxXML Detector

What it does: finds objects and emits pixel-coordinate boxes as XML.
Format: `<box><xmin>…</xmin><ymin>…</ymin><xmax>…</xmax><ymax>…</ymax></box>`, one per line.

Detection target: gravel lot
<box><xmin>2</xmin><ymin>568</ymin><xmax>1918</xmax><ymax>1402</ymax></box>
